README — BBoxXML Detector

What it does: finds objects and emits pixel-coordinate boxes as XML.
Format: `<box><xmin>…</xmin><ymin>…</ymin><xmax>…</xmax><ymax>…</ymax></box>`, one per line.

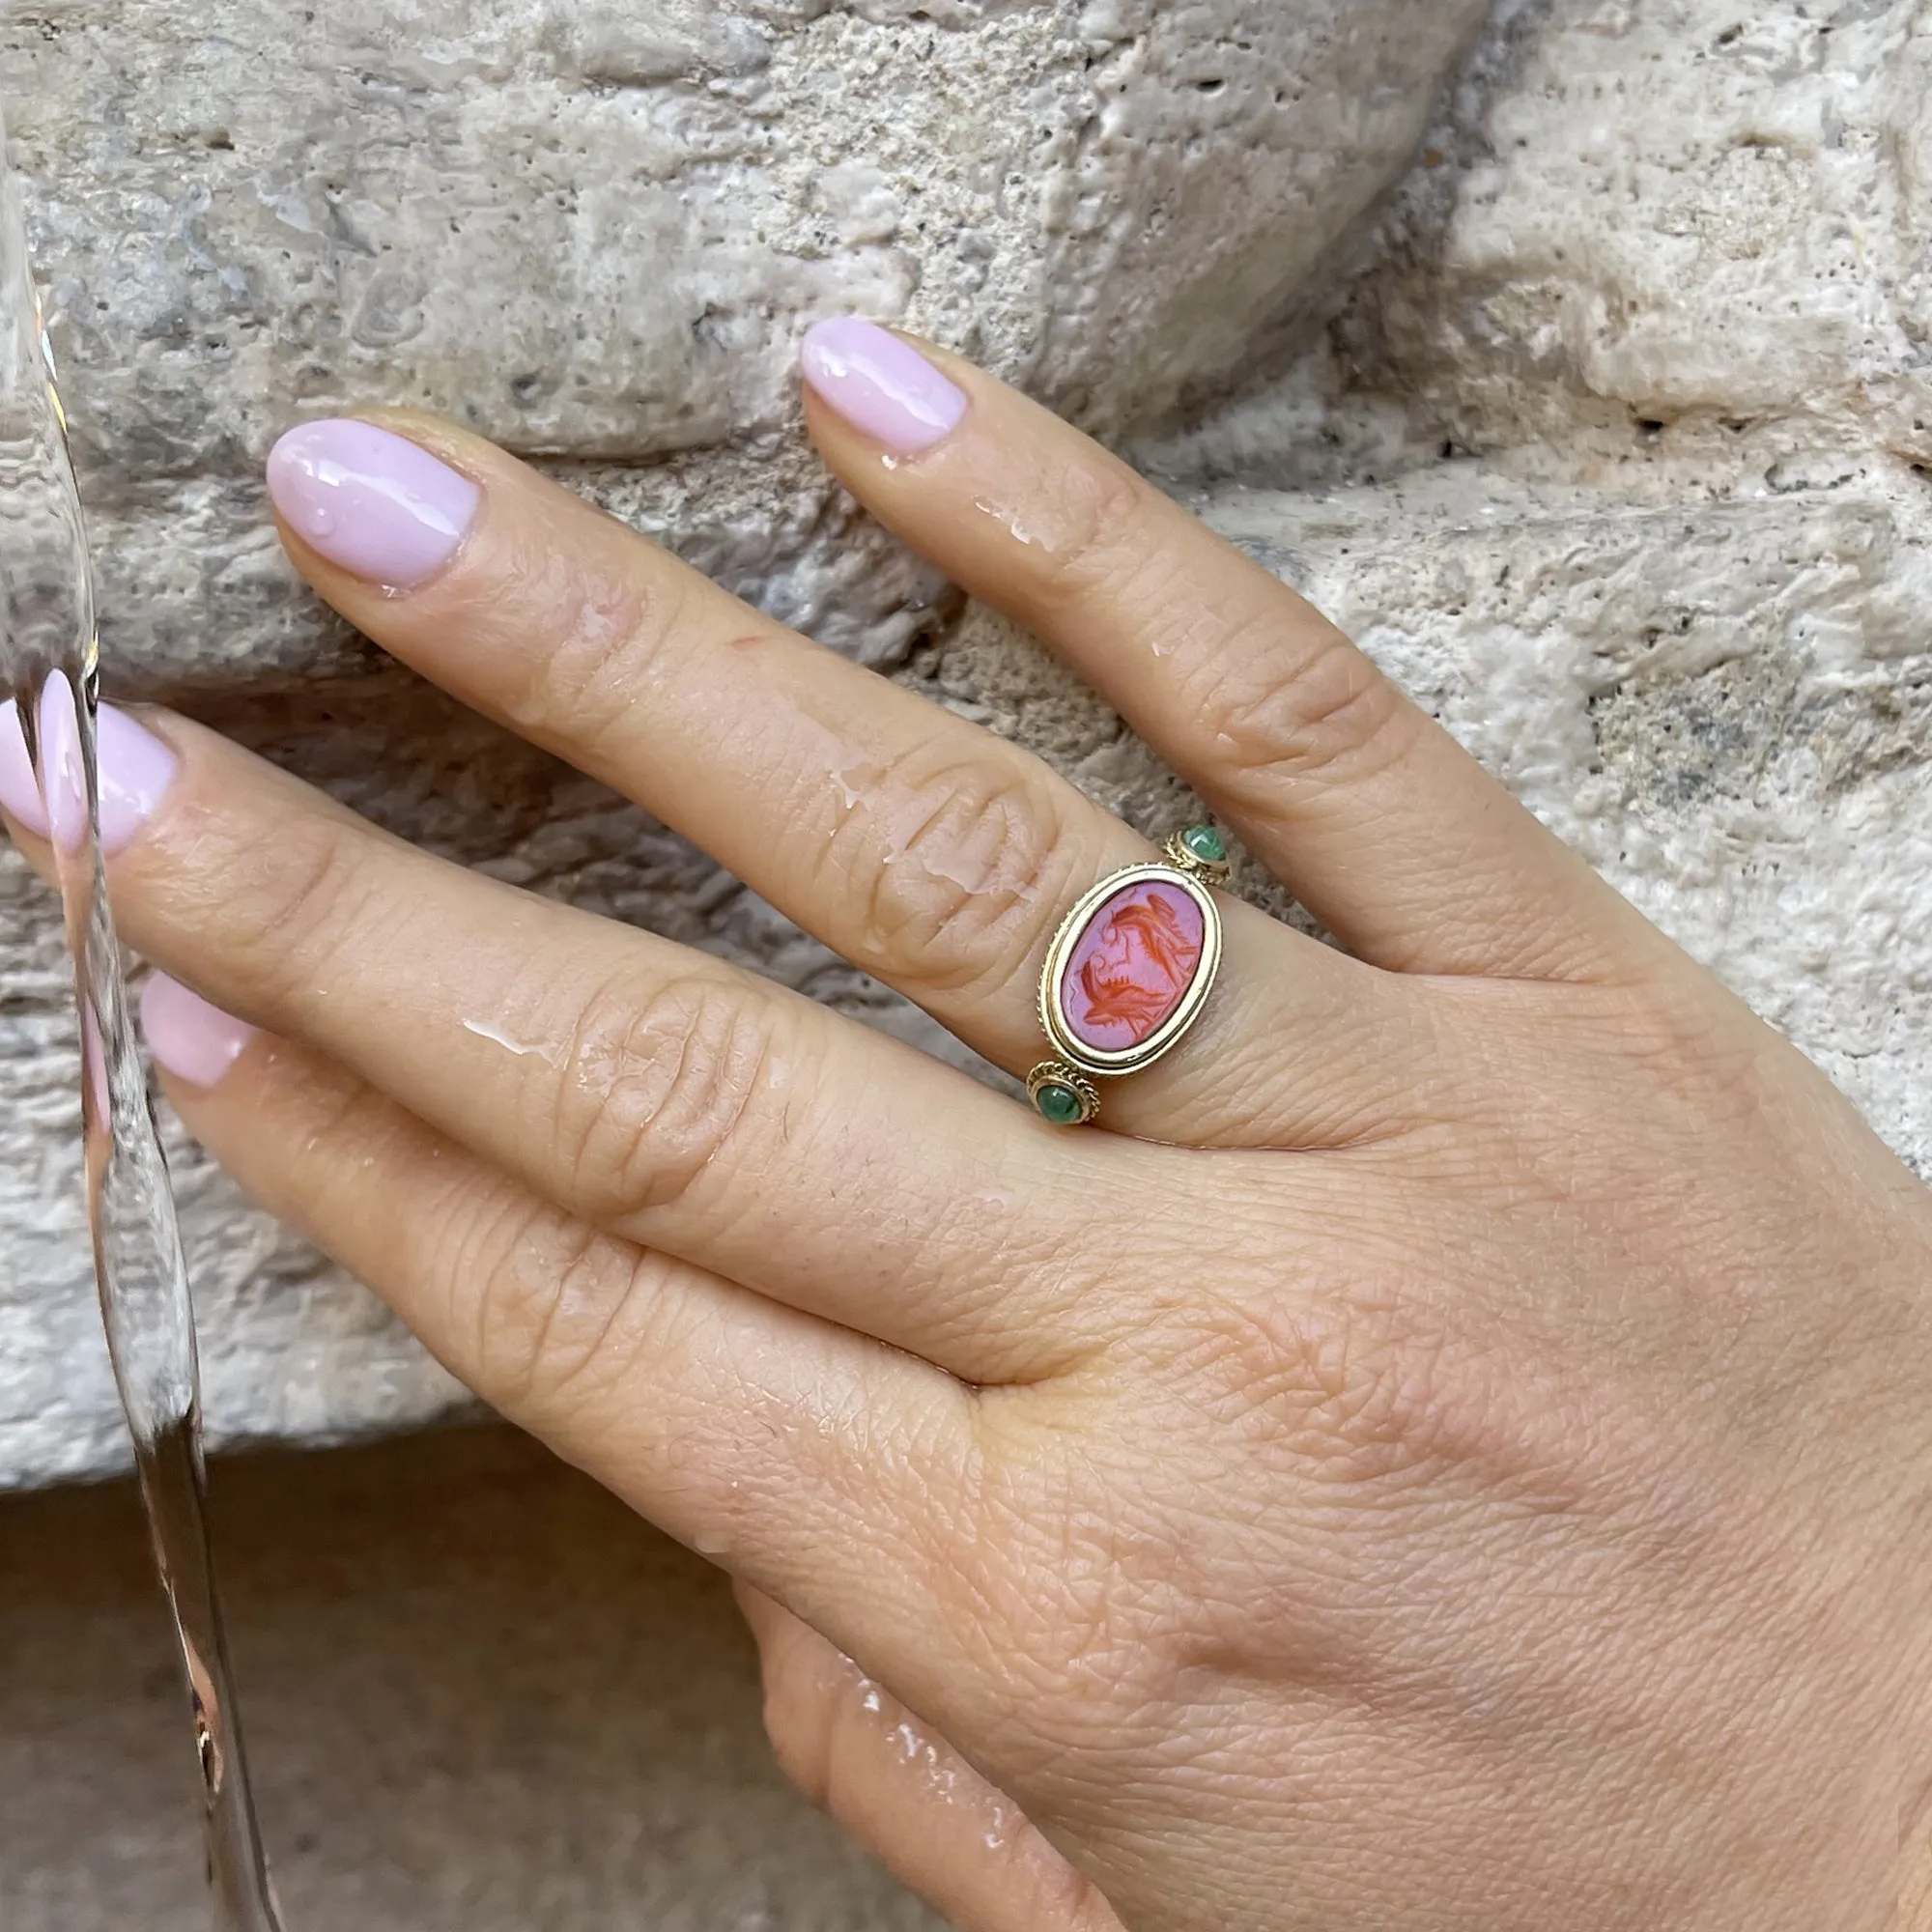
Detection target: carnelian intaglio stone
<box><xmin>1059</xmin><ymin>881</ymin><xmax>1207</xmax><ymax>1054</ymax></box>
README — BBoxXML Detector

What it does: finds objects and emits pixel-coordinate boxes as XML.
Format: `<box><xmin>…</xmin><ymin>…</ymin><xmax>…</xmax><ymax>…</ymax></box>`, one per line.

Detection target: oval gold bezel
<box><xmin>1038</xmin><ymin>864</ymin><xmax>1223</xmax><ymax>1078</ymax></box>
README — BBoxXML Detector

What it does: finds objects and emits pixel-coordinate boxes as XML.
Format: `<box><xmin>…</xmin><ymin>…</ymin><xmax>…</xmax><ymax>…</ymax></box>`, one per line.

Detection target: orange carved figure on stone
<box><xmin>1062</xmin><ymin>884</ymin><xmax>1206</xmax><ymax>1053</ymax></box>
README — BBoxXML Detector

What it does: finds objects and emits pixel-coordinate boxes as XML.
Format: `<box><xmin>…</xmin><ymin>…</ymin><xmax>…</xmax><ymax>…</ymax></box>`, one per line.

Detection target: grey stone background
<box><xmin>1</xmin><ymin>0</ymin><xmax>1495</xmax><ymax>1488</ymax></box>
<box><xmin>4</xmin><ymin>0</ymin><xmax>1932</xmax><ymax>1922</ymax></box>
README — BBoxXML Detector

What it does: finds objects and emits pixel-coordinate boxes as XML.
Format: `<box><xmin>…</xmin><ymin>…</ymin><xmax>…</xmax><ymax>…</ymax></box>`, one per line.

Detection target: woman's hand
<box><xmin>4</xmin><ymin>322</ymin><xmax>1927</xmax><ymax>1931</ymax></box>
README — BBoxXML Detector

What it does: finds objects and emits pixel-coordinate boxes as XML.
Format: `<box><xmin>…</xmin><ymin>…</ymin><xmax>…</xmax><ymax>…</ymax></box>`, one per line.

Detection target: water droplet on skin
<box><xmin>923</xmin><ymin>848</ymin><xmax>992</xmax><ymax>896</ymax></box>
<box><xmin>972</xmin><ymin>495</ymin><xmax>1040</xmax><ymax>548</ymax></box>
<box><xmin>463</xmin><ymin>1017</ymin><xmax>558</xmax><ymax>1065</ymax></box>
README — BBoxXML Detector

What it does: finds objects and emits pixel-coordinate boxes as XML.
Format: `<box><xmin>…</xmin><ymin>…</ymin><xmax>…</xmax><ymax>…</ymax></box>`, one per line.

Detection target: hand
<box><xmin>4</xmin><ymin>321</ymin><xmax>1927</xmax><ymax>1931</ymax></box>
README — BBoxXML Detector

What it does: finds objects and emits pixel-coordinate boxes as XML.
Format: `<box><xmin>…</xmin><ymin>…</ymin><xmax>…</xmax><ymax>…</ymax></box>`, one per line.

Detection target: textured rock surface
<box><xmin>0</xmin><ymin>0</ymin><xmax>1492</xmax><ymax>1490</ymax></box>
<box><xmin>0</xmin><ymin>1426</ymin><xmax>941</xmax><ymax>1929</ymax></box>
<box><xmin>2</xmin><ymin>0</ymin><xmax>1930</xmax><ymax>1504</ymax></box>
<box><xmin>923</xmin><ymin>0</ymin><xmax>1932</xmax><ymax>1181</ymax></box>
<box><xmin>6</xmin><ymin>0</ymin><xmax>1493</xmax><ymax>675</ymax></box>
<box><xmin>1162</xmin><ymin>0</ymin><xmax>1932</xmax><ymax>1179</ymax></box>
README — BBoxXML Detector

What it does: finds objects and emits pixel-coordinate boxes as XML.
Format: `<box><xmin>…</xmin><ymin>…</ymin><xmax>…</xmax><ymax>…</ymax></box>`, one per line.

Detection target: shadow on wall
<box><xmin>0</xmin><ymin>1427</ymin><xmax>939</xmax><ymax>1932</ymax></box>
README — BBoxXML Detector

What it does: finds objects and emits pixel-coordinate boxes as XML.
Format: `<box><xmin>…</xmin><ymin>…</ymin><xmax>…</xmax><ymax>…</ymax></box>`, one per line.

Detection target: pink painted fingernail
<box><xmin>141</xmin><ymin>974</ymin><xmax>256</xmax><ymax>1091</ymax></box>
<box><xmin>267</xmin><ymin>418</ymin><xmax>481</xmax><ymax>590</ymax></box>
<box><xmin>0</xmin><ymin>688</ymin><xmax>179</xmax><ymax>854</ymax></box>
<box><xmin>800</xmin><ymin>319</ymin><xmax>968</xmax><ymax>456</ymax></box>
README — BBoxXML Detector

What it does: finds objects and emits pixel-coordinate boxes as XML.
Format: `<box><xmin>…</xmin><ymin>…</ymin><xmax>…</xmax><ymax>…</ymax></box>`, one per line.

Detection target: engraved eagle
<box><xmin>1074</xmin><ymin>889</ymin><xmax>1203</xmax><ymax>1039</ymax></box>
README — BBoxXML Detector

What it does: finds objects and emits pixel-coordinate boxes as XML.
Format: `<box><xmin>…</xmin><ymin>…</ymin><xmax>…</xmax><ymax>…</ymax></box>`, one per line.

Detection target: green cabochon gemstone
<box><xmin>1182</xmin><ymin>825</ymin><xmax>1227</xmax><ymax>864</ymax></box>
<box><xmin>1036</xmin><ymin>1083</ymin><xmax>1087</xmax><ymax>1125</ymax></box>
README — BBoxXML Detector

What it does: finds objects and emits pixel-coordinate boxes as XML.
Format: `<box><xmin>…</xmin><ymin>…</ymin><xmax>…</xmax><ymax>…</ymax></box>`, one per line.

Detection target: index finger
<box><xmin>798</xmin><ymin>324</ymin><xmax>1660</xmax><ymax>985</ymax></box>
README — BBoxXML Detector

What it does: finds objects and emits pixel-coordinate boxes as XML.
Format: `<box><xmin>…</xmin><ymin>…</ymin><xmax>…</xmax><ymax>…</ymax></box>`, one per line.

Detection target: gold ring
<box><xmin>1029</xmin><ymin>825</ymin><xmax>1231</xmax><ymax>1126</ymax></box>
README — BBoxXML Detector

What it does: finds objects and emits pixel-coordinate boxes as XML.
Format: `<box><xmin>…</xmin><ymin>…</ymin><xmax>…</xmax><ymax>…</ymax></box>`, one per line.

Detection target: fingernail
<box><xmin>141</xmin><ymin>974</ymin><xmax>256</xmax><ymax>1091</ymax></box>
<box><xmin>36</xmin><ymin>673</ymin><xmax>89</xmax><ymax>851</ymax></box>
<box><xmin>267</xmin><ymin>418</ymin><xmax>481</xmax><ymax>590</ymax></box>
<box><xmin>800</xmin><ymin>319</ymin><xmax>968</xmax><ymax>457</ymax></box>
<box><xmin>0</xmin><ymin>688</ymin><xmax>179</xmax><ymax>854</ymax></box>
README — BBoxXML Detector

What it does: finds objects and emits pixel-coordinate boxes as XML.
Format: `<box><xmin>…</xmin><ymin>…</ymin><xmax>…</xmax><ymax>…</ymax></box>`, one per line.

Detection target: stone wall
<box><xmin>0</xmin><ymin>0</ymin><xmax>1493</xmax><ymax>1487</ymax></box>
<box><xmin>1179</xmin><ymin>0</ymin><xmax>1932</xmax><ymax>1175</ymax></box>
<box><xmin>2</xmin><ymin>0</ymin><xmax>1928</xmax><ymax>1501</ymax></box>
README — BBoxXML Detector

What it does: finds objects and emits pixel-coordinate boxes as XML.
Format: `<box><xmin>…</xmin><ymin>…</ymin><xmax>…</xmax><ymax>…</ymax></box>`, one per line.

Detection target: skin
<box><xmin>9</xmin><ymin>344</ymin><xmax>1932</xmax><ymax>1928</ymax></box>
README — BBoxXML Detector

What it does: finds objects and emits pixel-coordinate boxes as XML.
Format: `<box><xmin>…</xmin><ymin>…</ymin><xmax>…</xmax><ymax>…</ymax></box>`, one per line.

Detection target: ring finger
<box><xmin>0</xmin><ymin>705</ymin><xmax>1136</xmax><ymax>1383</ymax></box>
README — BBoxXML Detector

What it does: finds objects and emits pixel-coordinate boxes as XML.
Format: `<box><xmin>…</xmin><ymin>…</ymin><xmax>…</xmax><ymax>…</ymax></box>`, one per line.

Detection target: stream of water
<box><xmin>0</xmin><ymin>113</ymin><xmax>285</xmax><ymax>1932</ymax></box>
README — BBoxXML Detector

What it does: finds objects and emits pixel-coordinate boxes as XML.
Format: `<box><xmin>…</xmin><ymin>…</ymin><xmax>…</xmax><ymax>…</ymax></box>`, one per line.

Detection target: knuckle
<box><xmin>1027</xmin><ymin>449</ymin><xmax>1164</xmax><ymax>617</ymax></box>
<box><xmin>497</xmin><ymin>540</ymin><xmax>690</xmax><ymax>747</ymax></box>
<box><xmin>468</xmin><ymin>1208</ymin><xmax>666</xmax><ymax>1413</ymax></box>
<box><xmin>465</xmin><ymin>1206</ymin><xmax>601</xmax><ymax>1406</ymax></box>
<box><xmin>1176</xmin><ymin>1279</ymin><xmax>1510</xmax><ymax>1498</ymax></box>
<box><xmin>210</xmin><ymin>809</ymin><xmax>384</xmax><ymax>1010</ymax></box>
<box><xmin>839</xmin><ymin>753</ymin><xmax>1081</xmax><ymax>996</ymax></box>
<box><xmin>553</xmin><ymin>972</ymin><xmax>784</xmax><ymax>1229</ymax></box>
<box><xmin>1193</xmin><ymin>621</ymin><xmax>1422</xmax><ymax>793</ymax></box>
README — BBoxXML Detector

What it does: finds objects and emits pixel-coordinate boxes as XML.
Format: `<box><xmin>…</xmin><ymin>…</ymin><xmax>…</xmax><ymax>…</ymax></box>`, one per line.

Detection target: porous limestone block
<box><xmin>1125</xmin><ymin>0</ymin><xmax>1932</xmax><ymax>1179</ymax></box>
<box><xmin>1374</xmin><ymin>0</ymin><xmax>1932</xmax><ymax>466</ymax></box>
<box><xmin>1200</xmin><ymin>472</ymin><xmax>1932</xmax><ymax>1180</ymax></box>
<box><xmin>0</xmin><ymin>0</ymin><xmax>1491</xmax><ymax>1488</ymax></box>
<box><xmin>4</xmin><ymin>0</ymin><xmax>1492</xmax><ymax>674</ymax></box>
<box><xmin>941</xmin><ymin>0</ymin><xmax>1932</xmax><ymax>1184</ymax></box>
<box><xmin>1300</xmin><ymin>0</ymin><xmax>1932</xmax><ymax>1177</ymax></box>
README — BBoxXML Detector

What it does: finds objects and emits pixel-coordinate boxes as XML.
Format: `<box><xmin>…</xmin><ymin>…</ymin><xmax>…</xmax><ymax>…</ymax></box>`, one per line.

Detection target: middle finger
<box><xmin>263</xmin><ymin>414</ymin><xmax>1436</xmax><ymax>1150</ymax></box>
